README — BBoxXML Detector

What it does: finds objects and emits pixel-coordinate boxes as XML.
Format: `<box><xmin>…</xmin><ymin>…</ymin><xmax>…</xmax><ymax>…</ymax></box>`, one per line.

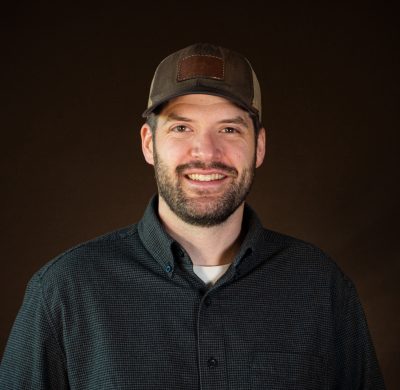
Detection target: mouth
<box><xmin>186</xmin><ymin>173</ymin><xmax>226</xmax><ymax>182</ymax></box>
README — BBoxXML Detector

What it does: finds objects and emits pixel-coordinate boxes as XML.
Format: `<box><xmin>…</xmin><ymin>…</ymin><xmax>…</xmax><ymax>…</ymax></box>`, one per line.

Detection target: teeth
<box><xmin>187</xmin><ymin>173</ymin><xmax>225</xmax><ymax>182</ymax></box>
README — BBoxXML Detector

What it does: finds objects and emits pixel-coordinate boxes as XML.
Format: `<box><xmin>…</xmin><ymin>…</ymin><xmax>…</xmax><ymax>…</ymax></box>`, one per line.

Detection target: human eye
<box><xmin>221</xmin><ymin>127</ymin><xmax>239</xmax><ymax>134</ymax></box>
<box><xmin>171</xmin><ymin>125</ymin><xmax>189</xmax><ymax>133</ymax></box>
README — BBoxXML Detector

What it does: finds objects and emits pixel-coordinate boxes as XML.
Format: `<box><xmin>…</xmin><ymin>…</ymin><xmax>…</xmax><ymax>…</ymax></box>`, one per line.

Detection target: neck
<box><xmin>158</xmin><ymin>196</ymin><xmax>244</xmax><ymax>266</ymax></box>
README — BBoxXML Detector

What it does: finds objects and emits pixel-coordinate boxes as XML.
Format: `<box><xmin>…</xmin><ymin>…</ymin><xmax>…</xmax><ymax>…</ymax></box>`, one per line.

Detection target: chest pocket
<box><xmin>250</xmin><ymin>352</ymin><xmax>327</xmax><ymax>389</ymax></box>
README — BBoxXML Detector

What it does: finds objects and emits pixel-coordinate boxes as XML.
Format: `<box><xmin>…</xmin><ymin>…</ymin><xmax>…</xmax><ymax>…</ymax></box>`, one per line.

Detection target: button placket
<box><xmin>197</xmin><ymin>294</ymin><xmax>227</xmax><ymax>388</ymax></box>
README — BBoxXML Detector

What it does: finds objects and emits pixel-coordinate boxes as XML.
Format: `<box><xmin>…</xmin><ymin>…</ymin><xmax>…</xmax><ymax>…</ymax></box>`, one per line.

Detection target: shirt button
<box><xmin>165</xmin><ymin>263</ymin><xmax>173</xmax><ymax>273</ymax></box>
<box><xmin>207</xmin><ymin>357</ymin><xmax>218</xmax><ymax>368</ymax></box>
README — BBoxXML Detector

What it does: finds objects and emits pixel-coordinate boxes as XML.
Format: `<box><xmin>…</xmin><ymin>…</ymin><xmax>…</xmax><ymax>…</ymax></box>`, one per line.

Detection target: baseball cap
<box><xmin>142</xmin><ymin>43</ymin><xmax>262</xmax><ymax>122</ymax></box>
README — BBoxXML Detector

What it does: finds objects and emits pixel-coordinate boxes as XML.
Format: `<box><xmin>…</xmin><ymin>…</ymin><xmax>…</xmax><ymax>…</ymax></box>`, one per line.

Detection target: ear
<box><xmin>255</xmin><ymin>127</ymin><xmax>266</xmax><ymax>168</ymax></box>
<box><xmin>140</xmin><ymin>123</ymin><xmax>155</xmax><ymax>166</ymax></box>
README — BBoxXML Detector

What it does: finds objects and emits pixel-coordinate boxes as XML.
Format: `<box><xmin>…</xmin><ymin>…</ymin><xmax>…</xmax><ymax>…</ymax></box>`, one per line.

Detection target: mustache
<box><xmin>176</xmin><ymin>161</ymin><xmax>238</xmax><ymax>176</ymax></box>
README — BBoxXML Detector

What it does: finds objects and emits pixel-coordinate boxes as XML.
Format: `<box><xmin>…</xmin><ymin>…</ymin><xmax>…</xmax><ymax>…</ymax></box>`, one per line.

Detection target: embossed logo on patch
<box><xmin>177</xmin><ymin>55</ymin><xmax>224</xmax><ymax>81</ymax></box>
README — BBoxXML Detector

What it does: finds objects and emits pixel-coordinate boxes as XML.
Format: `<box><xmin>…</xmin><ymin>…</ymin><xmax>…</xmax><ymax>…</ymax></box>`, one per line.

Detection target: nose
<box><xmin>190</xmin><ymin>131</ymin><xmax>222</xmax><ymax>161</ymax></box>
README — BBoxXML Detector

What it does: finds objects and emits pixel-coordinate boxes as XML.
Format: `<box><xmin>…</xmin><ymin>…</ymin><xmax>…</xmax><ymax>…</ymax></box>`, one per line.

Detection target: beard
<box><xmin>153</xmin><ymin>149</ymin><xmax>256</xmax><ymax>227</ymax></box>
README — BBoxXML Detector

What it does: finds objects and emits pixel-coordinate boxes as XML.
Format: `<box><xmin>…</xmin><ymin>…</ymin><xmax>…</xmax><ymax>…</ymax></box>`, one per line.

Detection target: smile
<box><xmin>187</xmin><ymin>173</ymin><xmax>226</xmax><ymax>182</ymax></box>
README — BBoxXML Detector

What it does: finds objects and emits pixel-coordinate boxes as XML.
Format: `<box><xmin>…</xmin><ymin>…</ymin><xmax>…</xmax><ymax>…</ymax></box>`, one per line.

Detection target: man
<box><xmin>0</xmin><ymin>43</ymin><xmax>385</xmax><ymax>389</ymax></box>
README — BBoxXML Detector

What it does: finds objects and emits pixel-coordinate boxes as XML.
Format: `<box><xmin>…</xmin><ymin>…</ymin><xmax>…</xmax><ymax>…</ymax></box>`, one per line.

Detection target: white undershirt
<box><xmin>192</xmin><ymin>263</ymin><xmax>231</xmax><ymax>286</ymax></box>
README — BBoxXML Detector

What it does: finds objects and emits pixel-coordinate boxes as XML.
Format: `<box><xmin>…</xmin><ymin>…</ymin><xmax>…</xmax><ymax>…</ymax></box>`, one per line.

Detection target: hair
<box><xmin>146</xmin><ymin>112</ymin><xmax>159</xmax><ymax>136</ymax></box>
<box><xmin>145</xmin><ymin>103</ymin><xmax>165</xmax><ymax>136</ymax></box>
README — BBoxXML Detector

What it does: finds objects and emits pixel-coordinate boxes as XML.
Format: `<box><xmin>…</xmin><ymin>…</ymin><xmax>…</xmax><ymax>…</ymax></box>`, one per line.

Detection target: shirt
<box><xmin>0</xmin><ymin>196</ymin><xmax>385</xmax><ymax>389</ymax></box>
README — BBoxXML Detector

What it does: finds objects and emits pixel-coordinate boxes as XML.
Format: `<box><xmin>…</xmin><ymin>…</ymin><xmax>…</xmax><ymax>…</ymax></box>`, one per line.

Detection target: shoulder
<box><xmin>33</xmin><ymin>224</ymin><xmax>140</xmax><ymax>289</ymax></box>
<box><xmin>257</xmin><ymin>227</ymin><xmax>353</xmax><ymax>287</ymax></box>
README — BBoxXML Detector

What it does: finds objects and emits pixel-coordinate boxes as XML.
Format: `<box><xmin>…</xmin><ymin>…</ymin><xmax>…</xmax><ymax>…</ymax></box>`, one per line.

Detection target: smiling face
<box><xmin>141</xmin><ymin>94</ymin><xmax>266</xmax><ymax>227</ymax></box>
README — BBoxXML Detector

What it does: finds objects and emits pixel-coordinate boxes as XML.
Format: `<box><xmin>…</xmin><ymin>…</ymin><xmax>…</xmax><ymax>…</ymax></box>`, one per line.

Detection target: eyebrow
<box><xmin>164</xmin><ymin>113</ymin><xmax>193</xmax><ymax>123</ymax></box>
<box><xmin>217</xmin><ymin>116</ymin><xmax>249</xmax><ymax>128</ymax></box>
<box><xmin>163</xmin><ymin>113</ymin><xmax>249</xmax><ymax>128</ymax></box>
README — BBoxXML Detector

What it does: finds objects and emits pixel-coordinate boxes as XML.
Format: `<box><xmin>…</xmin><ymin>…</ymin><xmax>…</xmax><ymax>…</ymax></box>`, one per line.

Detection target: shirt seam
<box><xmin>37</xmin><ymin>275</ymin><xmax>69</xmax><ymax>373</ymax></box>
<box><xmin>38</xmin><ymin>226</ymin><xmax>138</xmax><ymax>280</ymax></box>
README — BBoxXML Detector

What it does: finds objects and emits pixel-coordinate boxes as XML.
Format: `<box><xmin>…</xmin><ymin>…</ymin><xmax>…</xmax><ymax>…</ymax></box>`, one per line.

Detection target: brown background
<box><xmin>1</xmin><ymin>1</ymin><xmax>399</xmax><ymax>387</ymax></box>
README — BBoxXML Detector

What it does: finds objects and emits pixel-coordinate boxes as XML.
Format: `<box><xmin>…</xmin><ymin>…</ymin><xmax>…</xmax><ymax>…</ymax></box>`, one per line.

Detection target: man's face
<box><xmin>141</xmin><ymin>94</ymin><xmax>265</xmax><ymax>227</ymax></box>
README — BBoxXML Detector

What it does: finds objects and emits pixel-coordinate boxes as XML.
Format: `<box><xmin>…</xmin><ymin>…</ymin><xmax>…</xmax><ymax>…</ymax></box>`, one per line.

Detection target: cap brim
<box><xmin>142</xmin><ymin>86</ymin><xmax>259</xmax><ymax>119</ymax></box>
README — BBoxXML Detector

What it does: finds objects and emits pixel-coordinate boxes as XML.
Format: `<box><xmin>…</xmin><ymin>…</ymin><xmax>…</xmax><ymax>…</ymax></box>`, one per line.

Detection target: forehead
<box><xmin>159</xmin><ymin>94</ymin><xmax>251</xmax><ymax>120</ymax></box>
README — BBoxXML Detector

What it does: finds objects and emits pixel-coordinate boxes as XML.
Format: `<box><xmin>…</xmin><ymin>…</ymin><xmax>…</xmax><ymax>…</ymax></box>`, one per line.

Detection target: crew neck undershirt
<box><xmin>192</xmin><ymin>263</ymin><xmax>231</xmax><ymax>286</ymax></box>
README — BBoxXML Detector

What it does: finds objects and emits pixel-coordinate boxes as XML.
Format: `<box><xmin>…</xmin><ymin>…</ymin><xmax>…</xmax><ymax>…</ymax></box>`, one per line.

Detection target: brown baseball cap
<box><xmin>142</xmin><ymin>43</ymin><xmax>262</xmax><ymax>121</ymax></box>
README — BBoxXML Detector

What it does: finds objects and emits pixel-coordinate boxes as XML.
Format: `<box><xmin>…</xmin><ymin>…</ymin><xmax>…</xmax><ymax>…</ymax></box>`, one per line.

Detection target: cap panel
<box><xmin>251</xmin><ymin>68</ymin><xmax>262</xmax><ymax>120</ymax></box>
<box><xmin>221</xmin><ymin>49</ymin><xmax>254</xmax><ymax>106</ymax></box>
<box><xmin>146</xmin><ymin>53</ymin><xmax>179</xmax><ymax>109</ymax></box>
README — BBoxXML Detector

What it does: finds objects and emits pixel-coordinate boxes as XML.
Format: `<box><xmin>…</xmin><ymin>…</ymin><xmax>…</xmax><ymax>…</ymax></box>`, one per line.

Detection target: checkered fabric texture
<box><xmin>0</xmin><ymin>196</ymin><xmax>385</xmax><ymax>389</ymax></box>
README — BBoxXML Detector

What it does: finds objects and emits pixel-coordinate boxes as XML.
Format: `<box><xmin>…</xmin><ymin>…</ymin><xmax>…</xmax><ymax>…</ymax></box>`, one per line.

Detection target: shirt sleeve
<box><xmin>0</xmin><ymin>274</ymin><xmax>69</xmax><ymax>389</ymax></box>
<box><xmin>335</xmin><ymin>278</ymin><xmax>386</xmax><ymax>389</ymax></box>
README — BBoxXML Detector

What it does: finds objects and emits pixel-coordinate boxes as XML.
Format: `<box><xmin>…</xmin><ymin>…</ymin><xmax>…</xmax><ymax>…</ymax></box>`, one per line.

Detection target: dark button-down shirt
<box><xmin>0</xmin><ymin>196</ymin><xmax>385</xmax><ymax>389</ymax></box>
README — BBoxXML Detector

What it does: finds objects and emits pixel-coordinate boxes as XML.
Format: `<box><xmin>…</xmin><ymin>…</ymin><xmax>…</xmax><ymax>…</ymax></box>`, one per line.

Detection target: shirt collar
<box><xmin>137</xmin><ymin>195</ymin><xmax>176</xmax><ymax>277</ymax></box>
<box><xmin>232</xmin><ymin>202</ymin><xmax>264</xmax><ymax>268</ymax></box>
<box><xmin>137</xmin><ymin>195</ymin><xmax>265</xmax><ymax>276</ymax></box>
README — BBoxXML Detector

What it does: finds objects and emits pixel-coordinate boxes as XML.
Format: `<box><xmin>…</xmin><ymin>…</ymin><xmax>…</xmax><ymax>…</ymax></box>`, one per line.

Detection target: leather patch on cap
<box><xmin>177</xmin><ymin>55</ymin><xmax>224</xmax><ymax>81</ymax></box>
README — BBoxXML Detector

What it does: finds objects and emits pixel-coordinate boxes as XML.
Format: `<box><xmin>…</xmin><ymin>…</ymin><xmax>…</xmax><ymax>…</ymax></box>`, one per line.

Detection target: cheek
<box><xmin>225</xmin><ymin>143</ymin><xmax>256</xmax><ymax>167</ymax></box>
<box><xmin>156</xmin><ymin>139</ymin><xmax>187</xmax><ymax>165</ymax></box>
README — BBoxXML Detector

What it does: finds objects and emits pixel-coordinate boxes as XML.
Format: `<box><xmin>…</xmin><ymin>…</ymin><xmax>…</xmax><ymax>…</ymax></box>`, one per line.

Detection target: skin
<box><xmin>141</xmin><ymin>94</ymin><xmax>266</xmax><ymax>266</ymax></box>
